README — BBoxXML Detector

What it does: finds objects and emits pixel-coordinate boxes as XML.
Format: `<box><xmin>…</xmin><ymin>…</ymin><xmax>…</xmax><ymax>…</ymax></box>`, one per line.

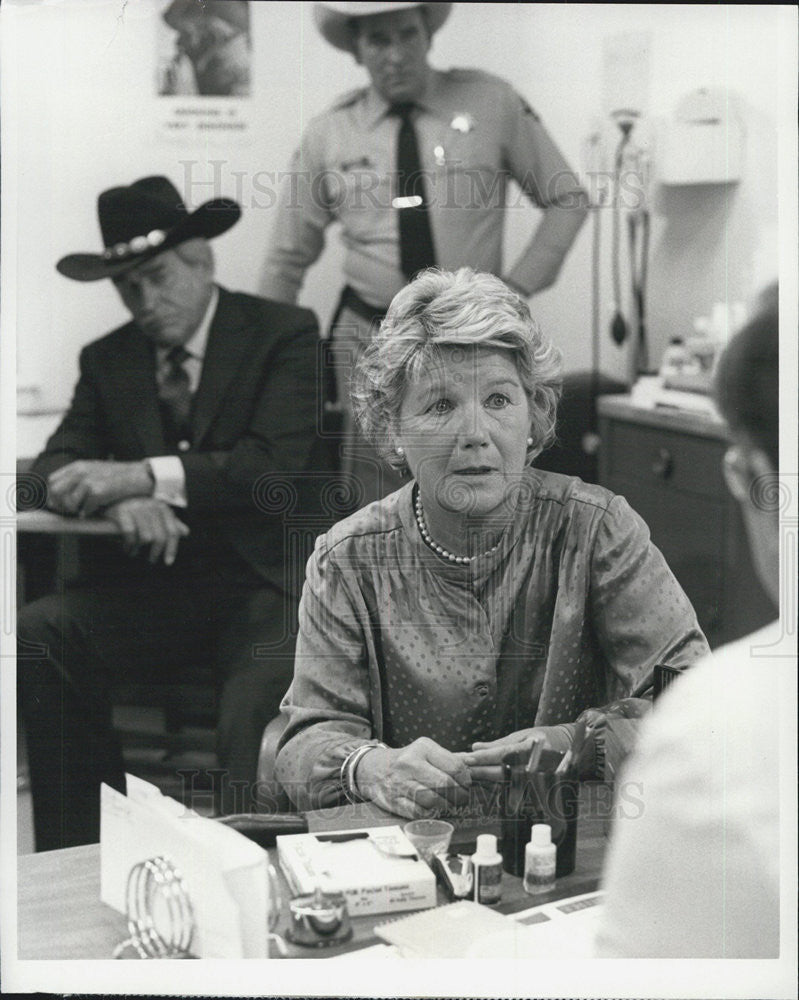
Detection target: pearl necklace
<box><xmin>414</xmin><ymin>491</ymin><xmax>501</xmax><ymax>565</ymax></box>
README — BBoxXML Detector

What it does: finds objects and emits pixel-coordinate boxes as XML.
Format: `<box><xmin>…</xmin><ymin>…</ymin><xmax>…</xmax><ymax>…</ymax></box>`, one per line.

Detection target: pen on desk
<box><xmin>569</xmin><ymin>719</ymin><xmax>588</xmax><ymax>763</ymax></box>
<box><xmin>557</xmin><ymin>716</ymin><xmax>596</xmax><ymax>778</ymax></box>
<box><xmin>315</xmin><ymin>831</ymin><xmax>370</xmax><ymax>844</ymax></box>
<box><xmin>554</xmin><ymin>748</ymin><xmax>573</xmax><ymax>776</ymax></box>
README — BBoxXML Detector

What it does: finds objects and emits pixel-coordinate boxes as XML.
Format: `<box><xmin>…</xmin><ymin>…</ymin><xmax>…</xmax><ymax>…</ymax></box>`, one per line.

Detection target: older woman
<box><xmin>275</xmin><ymin>269</ymin><xmax>708</xmax><ymax>816</ymax></box>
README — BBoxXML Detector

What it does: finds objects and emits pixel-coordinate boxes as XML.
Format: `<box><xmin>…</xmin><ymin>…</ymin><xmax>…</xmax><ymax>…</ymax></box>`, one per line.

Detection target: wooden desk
<box><xmin>18</xmin><ymin>790</ymin><xmax>608</xmax><ymax>960</ymax></box>
<box><xmin>16</xmin><ymin>509</ymin><xmax>119</xmax><ymax>609</ymax></box>
<box><xmin>16</xmin><ymin>509</ymin><xmax>119</xmax><ymax>535</ymax></box>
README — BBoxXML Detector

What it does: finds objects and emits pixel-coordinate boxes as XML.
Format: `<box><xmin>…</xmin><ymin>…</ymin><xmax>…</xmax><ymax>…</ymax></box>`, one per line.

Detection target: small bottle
<box><xmin>660</xmin><ymin>336</ymin><xmax>688</xmax><ymax>379</ymax></box>
<box><xmin>523</xmin><ymin>824</ymin><xmax>557</xmax><ymax>895</ymax></box>
<box><xmin>472</xmin><ymin>833</ymin><xmax>503</xmax><ymax>906</ymax></box>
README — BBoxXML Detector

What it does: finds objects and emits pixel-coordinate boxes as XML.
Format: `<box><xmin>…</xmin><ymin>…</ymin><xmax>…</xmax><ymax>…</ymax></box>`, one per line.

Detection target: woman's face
<box><xmin>396</xmin><ymin>346</ymin><xmax>531</xmax><ymax>521</ymax></box>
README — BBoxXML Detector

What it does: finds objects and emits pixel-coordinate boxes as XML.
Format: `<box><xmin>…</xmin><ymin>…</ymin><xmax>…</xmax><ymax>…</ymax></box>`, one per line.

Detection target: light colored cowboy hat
<box><xmin>57</xmin><ymin>176</ymin><xmax>241</xmax><ymax>282</ymax></box>
<box><xmin>313</xmin><ymin>2</ymin><xmax>453</xmax><ymax>55</ymax></box>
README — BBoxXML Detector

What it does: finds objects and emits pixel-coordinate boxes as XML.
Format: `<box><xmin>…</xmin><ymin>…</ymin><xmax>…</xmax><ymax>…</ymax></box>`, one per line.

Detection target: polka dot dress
<box><xmin>276</xmin><ymin>469</ymin><xmax>709</xmax><ymax>805</ymax></box>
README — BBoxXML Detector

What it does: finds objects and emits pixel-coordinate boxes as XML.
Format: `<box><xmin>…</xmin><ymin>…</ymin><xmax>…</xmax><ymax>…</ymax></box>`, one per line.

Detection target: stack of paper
<box><xmin>375</xmin><ymin>901</ymin><xmax>512</xmax><ymax>958</ymax></box>
<box><xmin>360</xmin><ymin>892</ymin><xmax>605</xmax><ymax>960</ymax></box>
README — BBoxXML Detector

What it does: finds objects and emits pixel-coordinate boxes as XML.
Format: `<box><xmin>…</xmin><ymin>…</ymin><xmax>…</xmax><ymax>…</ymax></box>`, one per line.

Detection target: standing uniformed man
<box><xmin>261</xmin><ymin>1</ymin><xmax>589</xmax><ymax>505</ymax></box>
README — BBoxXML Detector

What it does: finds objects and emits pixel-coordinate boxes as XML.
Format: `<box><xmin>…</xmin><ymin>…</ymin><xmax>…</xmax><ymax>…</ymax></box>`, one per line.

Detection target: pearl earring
<box><xmin>526</xmin><ymin>437</ymin><xmax>534</xmax><ymax>448</ymax></box>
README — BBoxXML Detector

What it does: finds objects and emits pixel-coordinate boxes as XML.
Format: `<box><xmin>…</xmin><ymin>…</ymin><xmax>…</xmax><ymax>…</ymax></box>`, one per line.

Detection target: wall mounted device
<box><xmin>658</xmin><ymin>88</ymin><xmax>743</xmax><ymax>185</ymax></box>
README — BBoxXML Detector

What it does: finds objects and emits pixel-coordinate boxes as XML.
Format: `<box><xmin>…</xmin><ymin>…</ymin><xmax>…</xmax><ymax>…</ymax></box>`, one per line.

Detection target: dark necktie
<box><xmin>391</xmin><ymin>103</ymin><xmax>437</xmax><ymax>281</ymax></box>
<box><xmin>158</xmin><ymin>345</ymin><xmax>192</xmax><ymax>449</ymax></box>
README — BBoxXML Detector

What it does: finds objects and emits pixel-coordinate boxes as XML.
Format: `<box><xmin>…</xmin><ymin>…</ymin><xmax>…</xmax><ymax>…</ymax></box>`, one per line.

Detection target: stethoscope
<box><xmin>609</xmin><ymin>110</ymin><xmax>650</xmax><ymax>375</ymax></box>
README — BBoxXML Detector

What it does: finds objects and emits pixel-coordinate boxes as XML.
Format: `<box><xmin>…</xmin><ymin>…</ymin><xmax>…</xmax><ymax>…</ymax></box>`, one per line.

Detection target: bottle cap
<box><xmin>475</xmin><ymin>834</ymin><xmax>497</xmax><ymax>857</ymax></box>
<box><xmin>531</xmin><ymin>824</ymin><xmax>552</xmax><ymax>847</ymax></box>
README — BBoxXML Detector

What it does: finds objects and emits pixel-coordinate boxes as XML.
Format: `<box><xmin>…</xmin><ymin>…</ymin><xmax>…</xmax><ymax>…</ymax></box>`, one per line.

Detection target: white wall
<box><xmin>2</xmin><ymin>1</ymin><xmax>792</xmax><ymax>445</ymax></box>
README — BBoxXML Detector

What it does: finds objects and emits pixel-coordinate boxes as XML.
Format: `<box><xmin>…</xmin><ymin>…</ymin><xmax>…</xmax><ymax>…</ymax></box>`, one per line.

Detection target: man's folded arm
<box><xmin>25</xmin><ymin>349</ymin><xmax>111</xmax><ymax>504</ymax></box>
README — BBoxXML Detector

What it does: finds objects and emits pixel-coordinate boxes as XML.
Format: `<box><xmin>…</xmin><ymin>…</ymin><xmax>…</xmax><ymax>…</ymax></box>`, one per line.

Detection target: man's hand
<box><xmin>456</xmin><ymin>726</ymin><xmax>573</xmax><ymax>782</ymax></box>
<box><xmin>104</xmin><ymin>497</ymin><xmax>189</xmax><ymax>566</ymax></box>
<box><xmin>355</xmin><ymin>737</ymin><xmax>473</xmax><ymax>819</ymax></box>
<box><xmin>47</xmin><ymin>460</ymin><xmax>153</xmax><ymax>517</ymax></box>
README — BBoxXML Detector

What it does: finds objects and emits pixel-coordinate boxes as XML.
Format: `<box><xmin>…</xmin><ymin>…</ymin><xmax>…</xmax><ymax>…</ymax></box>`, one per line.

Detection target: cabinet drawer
<box><xmin>603</xmin><ymin>421</ymin><xmax>727</xmax><ymax>499</ymax></box>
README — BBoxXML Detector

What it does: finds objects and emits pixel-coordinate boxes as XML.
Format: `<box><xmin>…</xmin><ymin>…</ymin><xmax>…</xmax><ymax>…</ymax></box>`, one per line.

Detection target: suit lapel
<box><xmin>111</xmin><ymin>327</ymin><xmax>166</xmax><ymax>455</ymax></box>
<box><xmin>191</xmin><ymin>288</ymin><xmax>252</xmax><ymax>446</ymax></box>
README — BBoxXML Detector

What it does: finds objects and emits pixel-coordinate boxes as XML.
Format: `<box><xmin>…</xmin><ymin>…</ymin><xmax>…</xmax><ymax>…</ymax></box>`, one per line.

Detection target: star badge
<box><xmin>450</xmin><ymin>113</ymin><xmax>475</xmax><ymax>134</ymax></box>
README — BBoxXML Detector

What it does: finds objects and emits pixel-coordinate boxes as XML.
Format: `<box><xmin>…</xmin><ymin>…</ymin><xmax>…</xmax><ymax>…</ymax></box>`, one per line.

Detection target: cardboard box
<box><xmin>277</xmin><ymin>826</ymin><xmax>436</xmax><ymax>917</ymax></box>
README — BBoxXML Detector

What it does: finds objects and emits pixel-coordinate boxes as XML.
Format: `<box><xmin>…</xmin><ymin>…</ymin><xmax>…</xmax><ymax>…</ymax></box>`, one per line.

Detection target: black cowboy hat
<box><xmin>56</xmin><ymin>175</ymin><xmax>241</xmax><ymax>282</ymax></box>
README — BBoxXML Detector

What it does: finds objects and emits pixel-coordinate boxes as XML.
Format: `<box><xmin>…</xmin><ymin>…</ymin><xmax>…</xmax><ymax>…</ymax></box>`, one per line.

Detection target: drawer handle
<box><xmin>651</xmin><ymin>448</ymin><xmax>674</xmax><ymax>479</ymax></box>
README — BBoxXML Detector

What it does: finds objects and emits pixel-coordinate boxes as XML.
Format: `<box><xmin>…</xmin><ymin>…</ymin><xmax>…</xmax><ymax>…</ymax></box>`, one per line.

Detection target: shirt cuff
<box><xmin>147</xmin><ymin>456</ymin><xmax>187</xmax><ymax>508</ymax></box>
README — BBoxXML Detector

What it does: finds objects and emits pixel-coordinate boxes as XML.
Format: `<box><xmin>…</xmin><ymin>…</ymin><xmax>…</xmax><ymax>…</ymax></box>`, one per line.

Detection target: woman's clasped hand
<box><xmin>356</xmin><ymin>738</ymin><xmax>473</xmax><ymax>818</ymax></box>
<box><xmin>356</xmin><ymin>729</ymin><xmax>571</xmax><ymax>817</ymax></box>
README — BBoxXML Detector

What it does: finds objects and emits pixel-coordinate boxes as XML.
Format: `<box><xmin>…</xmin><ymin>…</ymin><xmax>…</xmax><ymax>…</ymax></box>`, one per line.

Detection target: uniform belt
<box><xmin>335</xmin><ymin>285</ymin><xmax>388</xmax><ymax>327</ymax></box>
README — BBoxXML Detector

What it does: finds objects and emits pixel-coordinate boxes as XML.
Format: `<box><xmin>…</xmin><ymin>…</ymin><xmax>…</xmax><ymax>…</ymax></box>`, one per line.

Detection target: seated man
<box><xmin>17</xmin><ymin>175</ymin><xmax>331</xmax><ymax>850</ymax></box>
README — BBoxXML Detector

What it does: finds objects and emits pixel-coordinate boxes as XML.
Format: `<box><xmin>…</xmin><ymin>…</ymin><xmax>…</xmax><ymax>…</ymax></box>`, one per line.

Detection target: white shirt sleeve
<box><xmin>146</xmin><ymin>455</ymin><xmax>187</xmax><ymax>508</ymax></box>
<box><xmin>593</xmin><ymin>642</ymin><xmax>780</xmax><ymax>959</ymax></box>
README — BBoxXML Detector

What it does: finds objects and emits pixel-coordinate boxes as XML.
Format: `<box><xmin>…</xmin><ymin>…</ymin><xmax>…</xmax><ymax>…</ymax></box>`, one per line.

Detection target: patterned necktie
<box><xmin>391</xmin><ymin>103</ymin><xmax>437</xmax><ymax>281</ymax></box>
<box><xmin>158</xmin><ymin>345</ymin><xmax>192</xmax><ymax>449</ymax></box>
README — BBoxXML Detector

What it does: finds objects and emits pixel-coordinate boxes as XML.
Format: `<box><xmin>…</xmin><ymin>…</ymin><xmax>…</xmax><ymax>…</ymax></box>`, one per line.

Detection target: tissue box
<box><xmin>277</xmin><ymin>826</ymin><xmax>436</xmax><ymax>917</ymax></box>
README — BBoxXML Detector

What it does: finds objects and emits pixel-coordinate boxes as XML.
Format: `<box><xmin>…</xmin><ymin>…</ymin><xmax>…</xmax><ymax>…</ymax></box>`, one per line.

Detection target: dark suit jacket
<box><xmin>31</xmin><ymin>286</ymin><xmax>333</xmax><ymax>593</ymax></box>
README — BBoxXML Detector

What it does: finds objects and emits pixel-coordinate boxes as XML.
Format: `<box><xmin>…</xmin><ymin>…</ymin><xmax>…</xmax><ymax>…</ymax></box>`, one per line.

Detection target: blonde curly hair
<box><xmin>351</xmin><ymin>268</ymin><xmax>563</xmax><ymax>471</ymax></box>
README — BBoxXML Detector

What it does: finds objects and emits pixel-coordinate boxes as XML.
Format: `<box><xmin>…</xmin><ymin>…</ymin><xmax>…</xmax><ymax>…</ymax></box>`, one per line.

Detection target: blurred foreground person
<box><xmin>595</xmin><ymin>290</ymin><xmax>785</xmax><ymax>958</ymax></box>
